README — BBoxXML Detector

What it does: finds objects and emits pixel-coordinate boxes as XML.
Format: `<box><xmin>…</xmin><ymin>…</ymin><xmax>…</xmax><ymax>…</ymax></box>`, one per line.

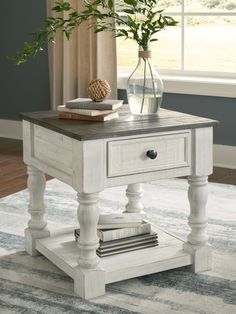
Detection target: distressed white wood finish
<box><xmin>182</xmin><ymin>127</ymin><xmax>213</xmax><ymax>273</ymax></box>
<box><xmin>191</xmin><ymin>127</ymin><xmax>213</xmax><ymax>176</ymax></box>
<box><xmin>23</xmin><ymin>121</ymin><xmax>34</xmax><ymax>165</ymax></box>
<box><xmin>23</xmin><ymin>122</ymin><xmax>74</xmax><ymax>186</ymax></box>
<box><xmin>74</xmin><ymin>192</ymin><xmax>106</xmax><ymax>298</ymax></box>
<box><xmin>108</xmin><ymin>131</ymin><xmax>191</xmax><ymax>177</ymax></box>
<box><xmin>32</xmin><ymin>124</ymin><xmax>73</xmax><ymax>176</ymax></box>
<box><xmin>25</xmin><ymin>165</ymin><xmax>50</xmax><ymax>256</ymax></box>
<box><xmin>23</xmin><ymin>122</ymin><xmax>106</xmax><ymax>193</ymax></box>
<box><xmin>76</xmin><ymin>192</ymin><xmax>100</xmax><ymax>269</ymax></box>
<box><xmin>124</xmin><ymin>183</ymin><xmax>145</xmax><ymax>215</ymax></box>
<box><xmin>105</xmin><ymin>165</ymin><xmax>192</xmax><ymax>187</ymax></box>
<box><xmin>74</xmin><ymin>266</ymin><xmax>105</xmax><ymax>299</ymax></box>
<box><xmin>104</xmin><ymin>130</ymin><xmax>191</xmax><ymax>187</ymax></box>
<box><xmin>36</xmin><ymin>227</ymin><xmax>191</xmax><ymax>286</ymax></box>
<box><xmin>72</xmin><ymin>139</ymin><xmax>106</xmax><ymax>193</ymax></box>
<box><xmin>183</xmin><ymin>176</ymin><xmax>212</xmax><ymax>273</ymax></box>
<box><xmin>187</xmin><ymin>176</ymin><xmax>209</xmax><ymax>246</ymax></box>
<box><xmin>22</xmin><ymin>117</ymin><xmax>214</xmax><ymax>299</ymax></box>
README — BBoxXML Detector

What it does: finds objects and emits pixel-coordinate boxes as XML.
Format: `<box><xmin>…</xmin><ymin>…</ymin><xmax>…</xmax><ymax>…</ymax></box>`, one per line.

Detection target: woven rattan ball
<box><xmin>87</xmin><ymin>79</ymin><xmax>111</xmax><ymax>102</ymax></box>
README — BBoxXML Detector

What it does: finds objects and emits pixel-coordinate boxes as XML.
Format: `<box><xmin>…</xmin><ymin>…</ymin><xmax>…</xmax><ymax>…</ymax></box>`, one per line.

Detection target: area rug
<box><xmin>0</xmin><ymin>178</ymin><xmax>235</xmax><ymax>314</ymax></box>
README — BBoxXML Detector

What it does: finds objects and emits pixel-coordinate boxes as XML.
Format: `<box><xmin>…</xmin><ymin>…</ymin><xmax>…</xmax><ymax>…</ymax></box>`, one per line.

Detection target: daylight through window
<box><xmin>116</xmin><ymin>0</ymin><xmax>236</xmax><ymax>78</ymax></box>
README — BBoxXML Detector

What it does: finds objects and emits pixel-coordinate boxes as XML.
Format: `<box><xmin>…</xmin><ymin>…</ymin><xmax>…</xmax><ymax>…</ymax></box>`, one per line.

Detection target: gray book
<box><xmin>96</xmin><ymin>241</ymin><xmax>159</xmax><ymax>257</ymax></box>
<box><xmin>74</xmin><ymin>230</ymin><xmax>158</xmax><ymax>250</ymax></box>
<box><xmin>98</xmin><ymin>231</ymin><xmax>158</xmax><ymax>250</ymax></box>
<box><xmin>66</xmin><ymin>98</ymin><xmax>123</xmax><ymax>110</ymax></box>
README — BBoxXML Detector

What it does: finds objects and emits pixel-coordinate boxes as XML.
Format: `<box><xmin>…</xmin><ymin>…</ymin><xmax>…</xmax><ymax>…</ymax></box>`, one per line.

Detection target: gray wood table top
<box><xmin>21</xmin><ymin>106</ymin><xmax>218</xmax><ymax>141</ymax></box>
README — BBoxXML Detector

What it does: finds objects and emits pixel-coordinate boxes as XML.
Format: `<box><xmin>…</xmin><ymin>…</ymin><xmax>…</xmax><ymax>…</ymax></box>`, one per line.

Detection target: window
<box><xmin>116</xmin><ymin>0</ymin><xmax>236</xmax><ymax>97</ymax></box>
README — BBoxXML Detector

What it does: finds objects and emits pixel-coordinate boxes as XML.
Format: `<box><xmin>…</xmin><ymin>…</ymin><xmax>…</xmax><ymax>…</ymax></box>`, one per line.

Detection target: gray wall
<box><xmin>0</xmin><ymin>0</ymin><xmax>50</xmax><ymax>120</ymax></box>
<box><xmin>118</xmin><ymin>90</ymin><xmax>236</xmax><ymax>147</ymax></box>
<box><xmin>163</xmin><ymin>93</ymin><xmax>236</xmax><ymax>147</ymax></box>
<box><xmin>1</xmin><ymin>1</ymin><xmax>234</xmax><ymax>147</ymax></box>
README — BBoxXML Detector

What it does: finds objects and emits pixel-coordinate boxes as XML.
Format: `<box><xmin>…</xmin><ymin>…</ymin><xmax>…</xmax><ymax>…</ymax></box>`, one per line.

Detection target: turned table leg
<box><xmin>124</xmin><ymin>183</ymin><xmax>145</xmax><ymax>215</ymax></box>
<box><xmin>74</xmin><ymin>192</ymin><xmax>105</xmax><ymax>299</ymax></box>
<box><xmin>25</xmin><ymin>165</ymin><xmax>50</xmax><ymax>256</ymax></box>
<box><xmin>183</xmin><ymin>175</ymin><xmax>212</xmax><ymax>273</ymax></box>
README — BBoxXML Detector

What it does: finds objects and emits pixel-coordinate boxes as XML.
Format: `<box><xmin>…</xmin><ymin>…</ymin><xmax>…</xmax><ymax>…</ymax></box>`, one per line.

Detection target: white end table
<box><xmin>21</xmin><ymin>108</ymin><xmax>217</xmax><ymax>299</ymax></box>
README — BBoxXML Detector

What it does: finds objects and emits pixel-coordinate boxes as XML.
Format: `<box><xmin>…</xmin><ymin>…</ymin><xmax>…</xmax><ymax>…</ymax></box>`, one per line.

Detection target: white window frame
<box><xmin>117</xmin><ymin>2</ymin><xmax>236</xmax><ymax>98</ymax></box>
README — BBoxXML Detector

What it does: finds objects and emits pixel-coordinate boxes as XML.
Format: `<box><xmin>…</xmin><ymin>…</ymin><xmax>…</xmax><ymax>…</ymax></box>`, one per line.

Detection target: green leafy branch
<box><xmin>9</xmin><ymin>0</ymin><xmax>178</xmax><ymax>65</ymax></box>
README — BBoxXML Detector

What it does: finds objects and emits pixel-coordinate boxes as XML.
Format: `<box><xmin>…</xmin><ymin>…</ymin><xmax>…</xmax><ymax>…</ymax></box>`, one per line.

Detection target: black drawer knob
<box><xmin>146</xmin><ymin>150</ymin><xmax>158</xmax><ymax>159</ymax></box>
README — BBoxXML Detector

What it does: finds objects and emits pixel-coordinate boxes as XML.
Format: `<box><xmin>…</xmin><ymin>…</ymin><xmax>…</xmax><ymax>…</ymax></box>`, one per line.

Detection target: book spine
<box><xmin>59</xmin><ymin>111</ymin><xmax>118</xmax><ymax>121</ymax></box>
<box><xmin>96</xmin><ymin>242</ymin><xmax>158</xmax><ymax>257</ymax></box>
<box><xmin>99</xmin><ymin>223</ymin><xmax>151</xmax><ymax>242</ymax></box>
<box><xmin>98</xmin><ymin>213</ymin><xmax>143</xmax><ymax>225</ymax></box>
<box><xmin>97</xmin><ymin>222</ymin><xmax>142</xmax><ymax>230</ymax></box>
<box><xmin>58</xmin><ymin>106</ymin><xmax>113</xmax><ymax>116</ymax></box>
<box><xmin>66</xmin><ymin>103</ymin><xmax>116</xmax><ymax>110</ymax></box>
<box><xmin>66</xmin><ymin>100</ymin><xmax>123</xmax><ymax>111</ymax></box>
<box><xmin>58</xmin><ymin>111</ymin><xmax>104</xmax><ymax>121</ymax></box>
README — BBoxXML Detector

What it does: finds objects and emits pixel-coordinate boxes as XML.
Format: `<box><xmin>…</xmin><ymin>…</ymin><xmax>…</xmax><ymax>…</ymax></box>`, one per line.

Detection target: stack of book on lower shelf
<box><xmin>58</xmin><ymin>98</ymin><xmax>123</xmax><ymax>122</ymax></box>
<box><xmin>74</xmin><ymin>214</ymin><xmax>158</xmax><ymax>257</ymax></box>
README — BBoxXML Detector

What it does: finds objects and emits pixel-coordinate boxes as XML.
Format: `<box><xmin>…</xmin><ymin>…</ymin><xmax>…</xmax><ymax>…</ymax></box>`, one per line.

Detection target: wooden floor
<box><xmin>0</xmin><ymin>137</ymin><xmax>236</xmax><ymax>198</ymax></box>
<box><xmin>0</xmin><ymin>138</ymin><xmax>27</xmax><ymax>198</ymax></box>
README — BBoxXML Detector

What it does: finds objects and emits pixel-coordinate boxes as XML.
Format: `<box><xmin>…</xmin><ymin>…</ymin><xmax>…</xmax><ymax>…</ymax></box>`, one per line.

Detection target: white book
<box><xmin>74</xmin><ymin>222</ymin><xmax>151</xmax><ymax>242</ymax></box>
<box><xmin>97</xmin><ymin>213</ymin><xmax>143</xmax><ymax>229</ymax></box>
<box><xmin>57</xmin><ymin>105</ymin><xmax>114</xmax><ymax>116</ymax></box>
<box><xmin>97</xmin><ymin>221</ymin><xmax>151</xmax><ymax>242</ymax></box>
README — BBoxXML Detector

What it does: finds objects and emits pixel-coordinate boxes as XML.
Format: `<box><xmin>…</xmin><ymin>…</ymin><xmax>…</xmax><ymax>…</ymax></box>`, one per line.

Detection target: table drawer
<box><xmin>107</xmin><ymin>131</ymin><xmax>191</xmax><ymax>177</ymax></box>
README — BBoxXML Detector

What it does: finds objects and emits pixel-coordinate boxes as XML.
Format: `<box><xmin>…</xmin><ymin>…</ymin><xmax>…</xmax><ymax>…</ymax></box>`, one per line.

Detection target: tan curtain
<box><xmin>47</xmin><ymin>0</ymin><xmax>117</xmax><ymax>110</ymax></box>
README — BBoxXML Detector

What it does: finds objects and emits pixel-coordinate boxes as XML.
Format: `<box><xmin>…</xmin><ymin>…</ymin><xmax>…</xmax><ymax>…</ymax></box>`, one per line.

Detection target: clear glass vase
<box><xmin>127</xmin><ymin>46</ymin><xmax>163</xmax><ymax>115</ymax></box>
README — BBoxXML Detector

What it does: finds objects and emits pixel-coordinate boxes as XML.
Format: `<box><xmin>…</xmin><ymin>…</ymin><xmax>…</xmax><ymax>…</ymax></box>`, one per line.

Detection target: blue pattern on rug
<box><xmin>0</xmin><ymin>231</ymin><xmax>24</xmax><ymax>250</ymax></box>
<box><xmin>0</xmin><ymin>278</ymin><xmax>135</xmax><ymax>314</ymax></box>
<box><xmin>139</xmin><ymin>270</ymin><xmax>236</xmax><ymax>305</ymax></box>
<box><xmin>0</xmin><ymin>179</ymin><xmax>236</xmax><ymax>313</ymax></box>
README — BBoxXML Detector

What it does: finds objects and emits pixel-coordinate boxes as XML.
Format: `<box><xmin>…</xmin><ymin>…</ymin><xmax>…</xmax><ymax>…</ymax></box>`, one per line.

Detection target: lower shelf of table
<box><xmin>35</xmin><ymin>227</ymin><xmax>192</xmax><ymax>284</ymax></box>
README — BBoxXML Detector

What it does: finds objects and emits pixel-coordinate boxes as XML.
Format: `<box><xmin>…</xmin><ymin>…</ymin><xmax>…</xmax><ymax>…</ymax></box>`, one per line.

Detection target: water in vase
<box><xmin>127</xmin><ymin>93</ymin><xmax>162</xmax><ymax>115</ymax></box>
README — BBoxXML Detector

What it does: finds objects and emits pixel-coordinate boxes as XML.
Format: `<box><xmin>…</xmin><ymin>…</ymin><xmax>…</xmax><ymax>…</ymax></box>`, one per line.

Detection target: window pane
<box><xmin>117</xmin><ymin>19</ymin><xmax>181</xmax><ymax>74</ymax></box>
<box><xmin>186</xmin><ymin>0</ymin><xmax>236</xmax><ymax>12</ymax></box>
<box><xmin>115</xmin><ymin>0</ymin><xmax>182</xmax><ymax>13</ymax></box>
<box><xmin>116</xmin><ymin>38</ymin><xmax>137</xmax><ymax>74</ymax></box>
<box><xmin>185</xmin><ymin>16</ymin><xmax>236</xmax><ymax>72</ymax></box>
<box><xmin>158</xmin><ymin>0</ymin><xmax>182</xmax><ymax>13</ymax></box>
<box><xmin>152</xmin><ymin>20</ymin><xmax>181</xmax><ymax>70</ymax></box>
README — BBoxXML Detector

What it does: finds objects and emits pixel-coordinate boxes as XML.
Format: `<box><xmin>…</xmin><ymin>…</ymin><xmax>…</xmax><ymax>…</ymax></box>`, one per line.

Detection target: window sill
<box><xmin>117</xmin><ymin>74</ymin><xmax>236</xmax><ymax>98</ymax></box>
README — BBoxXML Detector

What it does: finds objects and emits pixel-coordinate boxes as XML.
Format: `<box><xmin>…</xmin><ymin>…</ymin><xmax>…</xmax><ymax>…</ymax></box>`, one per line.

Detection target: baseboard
<box><xmin>0</xmin><ymin>119</ymin><xmax>235</xmax><ymax>169</ymax></box>
<box><xmin>213</xmin><ymin>144</ymin><xmax>236</xmax><ymax>170</ymax></box>
<box><xmin>0</xmin><ymin>119</ymin><xmax>22</xmax><ymax>140</ymax></box>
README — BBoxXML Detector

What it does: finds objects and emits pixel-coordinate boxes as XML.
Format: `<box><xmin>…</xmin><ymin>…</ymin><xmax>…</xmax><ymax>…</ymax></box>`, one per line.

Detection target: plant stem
<box><xmin>147</xmin><ymin>58</ymin><xmax>157</xmax><ymax>100</ymax></box>
<box><xmin>140</xmin><ymin>58</ymin><xmax>146</xmax><ymax>114</ymax></box>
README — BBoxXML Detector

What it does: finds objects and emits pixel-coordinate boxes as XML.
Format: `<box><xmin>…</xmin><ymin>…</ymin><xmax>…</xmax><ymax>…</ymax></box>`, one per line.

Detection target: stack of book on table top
<box><xmin>74</xmin><ymin>214</ymin><xmax>158</xmax><ymax>257</ymax></box>
<box><xmin>57</xmin><ymin>98</ymin><xmax>123</xmax><ymax>122</ymax></box>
